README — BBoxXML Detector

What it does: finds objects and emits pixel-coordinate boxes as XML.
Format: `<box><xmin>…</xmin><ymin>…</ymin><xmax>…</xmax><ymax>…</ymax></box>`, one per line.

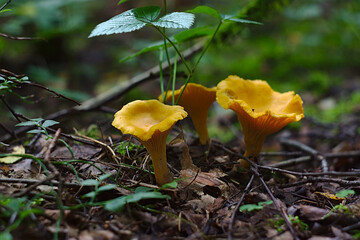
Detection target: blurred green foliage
<box><xmin>1</xmin><ymin>0</ymin><xmax>359</xmax><ymax>128</ymax></box>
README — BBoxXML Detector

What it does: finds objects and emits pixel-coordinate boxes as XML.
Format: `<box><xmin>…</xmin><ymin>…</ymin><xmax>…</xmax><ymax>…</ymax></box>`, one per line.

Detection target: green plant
<box><xmin>80</xmin><ymin>173</ymin><xmax>117</xmax><ymax>204</ymax></box>
<box><xmin>269</xmin><ymin>214</ymin><xmax>308</xmax><ymax>233</ymax></box>
<box><xmin>16</xmin><ymin>118</ymin><xmax>74</xmax><ymax>159</ymax></box>
<box><xmin>321</xmin><ymin>203</ymin><xmax>352</xmax><ymax>220</ymax></box>
<box><xmin>89</xmin><ymin>3</ymin><xmax>260</xmax><ymax>104</ymax></box>
<box><xmin>105</xmin><ymin>180</ymin><xmax>177</xmax><ymax>212</ymax></box>
<box><xmin>239</xmin><ymin>200</ymin><xmax>273</xmax><ymax>212</ymax></box>
<box><xmin>0</xmin><ymin>195</ymin><xmax>44</xmax><ymax>240</ymax></box>
<box><xmin>336</xmin><ymin>189</ymin><xmax>355</xmax><ymax>198</ymax></box>
<box><xmin>117</xmin><ymin>141</ymin><xmax>143</xmax><ymax>157</ymax></box>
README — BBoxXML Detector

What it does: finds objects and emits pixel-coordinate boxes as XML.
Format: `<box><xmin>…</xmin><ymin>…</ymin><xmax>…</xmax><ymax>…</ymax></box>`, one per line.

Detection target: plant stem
<box><xmin>175</xmin><ymin>21</ymin><xmax>222</xmax><ymax>105</ymax></box>
<box><xmin>153</xmin><ymin>26</ymin><xmax>192</xmax><ymax>74</ymax></box>
<box><xmin>172</xmin><ymin>54</ymin><xmax>178</xmax><ymax>105</ymax></box>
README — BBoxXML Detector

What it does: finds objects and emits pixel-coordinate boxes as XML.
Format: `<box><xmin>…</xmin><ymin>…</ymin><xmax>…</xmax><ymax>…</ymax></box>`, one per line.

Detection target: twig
<box><xmin>0</xmin><ymin>32</ymin><xmax>44</xmax><ymax>41</ymax></box>
<box><xmin>6</xmin><ymin>76</ymin><xmax>80</xmax><ymax>106</ymax></box>
<box><xmin>279</xmin><ymin>177</ymin><xmax>360</xmax><ymax>188</ymax></box>
<box><xmin>0</xmin><ymin>0</ymin><xmax>11</xmax><ymax>11</ymax></box>
<box><xmin>251</xmin><ymin>166</ymin><xmax>300</xmax><ymax>240</ymax></box>
<box><xmin>228</xmin><ymin>174</ymin><xmax>255</xmax><ymax>240</ymax></box>
<box><xmin>279</xmin><ymin>138</ymin><xmax>328</xmax><ymax>172</ymax></box>
<box><xmin>258</xmin><ymin>165</ymin><xmax>360</xmax><ymax>177</ymax></box>
<box><xmin>0</xmin><ymin>95</ymin><xmax>21</xmax><ymax>122</ymax></box>
<box><xmin>12</xmin><ymin>129</ymin><xmax>62</xmax><ymax>198</ymax></box>
<box><xmin>73</xmin><ymin>128</ymin><xmax>120</xmax><ymax>165</ymax></box>
<box><xmin>0</xmin><ymin>43</ymin><xmax>204</xmax><ymax>143</ymax></box>
<box><xmin>269</xmin><ymin>156</ymin><xmax>311</xmax><ymax>168</ymax></box>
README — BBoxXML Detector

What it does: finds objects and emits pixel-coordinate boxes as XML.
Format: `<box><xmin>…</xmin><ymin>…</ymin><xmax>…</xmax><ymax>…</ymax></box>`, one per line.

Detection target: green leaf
<box><xmin>132</xmin><ymin>6</ymin><xmax>161</xmax><ymax>22</ymax></box>
<box><xmin>42</xmin><ymin>120</ymin><xmax>59</xmax><ymax>128</ymax></box>
<box><xmin>117</xmin><ymin>0</ymin><xmax>129</xmax><ymax>5</ymax></box>
<box><xmin>239</xmin><ymin>204</ymin><xmax>262</xmax><ymax>212</ymax></box>
<box><xmin>89</xmin><ymin>9</ymin><xmax>146</xmax><ymax>38</ymax></box>
<box><xmin>83</xmin><ymin>192</ymin><xmax>96</xmax><ymax>199</ymax></box>
<box><xmin>0</xmin><ymin>9</ymin><xmax>12</xmax><ymax>14</ymax></box>
<box><xmin>153</xmin><ymin>12</ymin><xmax>195</xmax><ymax>29</ymax></box>
<box><xmin>174</xmin><ymin>26</ymin><xmax>213</xmax><ymax>42</ymax></box>
<box><xmin>27</xmin><ymin>129</ymin><xmax>44</xmax><ymax>134</ymax></box>
<box><xmin>159</xmin><ymin>180</ymin><xmax>178</xmax><ymax>189</ymax></box>
<box><xmin>135</xmin><ymin>186</ymin><xmax>153</xmax><ymax>193</ymax></box>
<box><xmin>336</xmin><ymin>189</ymin><xmax>355</xmax><ymax>198</ymax></box>
<box><xmin>239</xmin><ymin>201</ymin><xmax>273</xmax><ymax>212</ymax></box>
<box><xmin>187</xmin><ymin>6</ymin><xmax>221</xmax><ymax>20</ymax></box>
<box><xmin>0</xmin><ymin>231</ymin><xmax>13</xmax><ymax>240</ymax></box>
<box><xmin>98</xmin><ymin>184</ymin><xmax>117</xmax><ymax>192</ymax></box>
<box><xmin>80</xmin><ymin>179</ymin><xmax>99</xmax><ymax>186</ymax></box>
<box><xmin>258</xmin><ymin>200</ymin><xmax>273</xmax><ymax>206</ymax></box>
<box><xmin>98</xmin><ymin>173</ymin><xmax>113</xmax><ymax>181</ymax></box>
<box><xmin>105</xmin><ymin>191</ymin><xmax>170</xmax><ymax>212</ymax></box>
<box><xmin>223</xmin><ymin>16</ymin><xmax>262</xmax><ymax>25</ymax></box>
<box><xmin>16</xmin><ymin>121</ymin><xmax>38</xmax><ymax>127</ymax></box>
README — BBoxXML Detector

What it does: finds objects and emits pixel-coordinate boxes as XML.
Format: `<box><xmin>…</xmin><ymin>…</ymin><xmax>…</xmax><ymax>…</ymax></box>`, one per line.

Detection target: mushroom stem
<box><xmin>140</xmin><ymin>129</ymin><xmax>173</xmax><ymax>186</ymax></box>
<box><xmin>188</xmin><ymin>109</ymin><xmax>210</xmax><ymax>145</ymax></box>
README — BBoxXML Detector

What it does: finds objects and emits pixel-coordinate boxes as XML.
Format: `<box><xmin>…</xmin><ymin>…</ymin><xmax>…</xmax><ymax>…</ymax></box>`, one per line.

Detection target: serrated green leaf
<box><xmin>98</xmin><ymin>184</ymin><xmax>117</xmax><ymax>192</ymax></box>
<box><xmin>187</xmin><ymin>6</ymin><xmax>221</xmax><ymax>20</ymax></box>
<box><xmin>174</xmin><ymin>26</ymin><xmax>213</xmax><ymax>42</ymax></box>
<box><xmin>42</xmin><ymin>120</ymin><xmax>59</xmax><ymax>128</ymax></box>
<box><xmin>132</xmin><ymin>6</ymin><xmax>161</xmax><ymax>23</ymax></box>
<box><xmin>80</xmin><ymin>179</ymin><xmax>99</xmax><ymax>186</ymax></box>
<box><xmin>89</xmin><ymin>9</ymin><xmax>146</xmax><ymax>38</ymax></box>
<box><xmin>153</xmin><ymin>12</ymin><xmax>195</xmax><ymax>29</ymax></box>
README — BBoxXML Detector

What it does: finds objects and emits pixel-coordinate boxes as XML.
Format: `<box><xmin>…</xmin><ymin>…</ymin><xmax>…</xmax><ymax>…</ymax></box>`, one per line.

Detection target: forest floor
<box><xmin>1</xmin><ymin>113</ymin><xmax>360</xmax><ymax>240</ymax></box>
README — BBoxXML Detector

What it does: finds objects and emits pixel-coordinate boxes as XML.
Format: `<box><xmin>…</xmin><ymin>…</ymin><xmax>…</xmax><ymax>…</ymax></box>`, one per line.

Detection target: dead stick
<box><xmin>228</xmin><ymin>174</ymin><xmax>255</xmax><ymax>240</ymax></box>
<box><xmin>279</xmin><ymin>177</ymin><xmax>360</xmax><ymax>188</ymax></box>
<box><xmin>279</xmin><ymin>138</ymin><xmax>328</xmax><ymax>172</ymax></box>
<box><xmin>251</xmin><ymin>166</ymin><xmax>300</xmax><ymax>240</ymax></box>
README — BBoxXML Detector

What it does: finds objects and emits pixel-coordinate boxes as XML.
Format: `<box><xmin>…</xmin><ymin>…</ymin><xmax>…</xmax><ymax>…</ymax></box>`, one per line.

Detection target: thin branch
<box><xmin>0</xmin><ymin>0</ymin><xmax>11</xmax><ymax>11</ymax></box>
<box><xmin>0</xmin><ymin>95</ymin><xmax>21</xmax><ymax>122</ymax></box>
<box><xmin>228</xmin><ymin>174</ymin><xmax>255</xmax><ymax>240</ymax></box>
<box><xmin>0</xmin><ymin>32</ymin><xmax>44</xmax><ymax>41</ymax></box>
<box><xmin>251</xmin><ymin>166</ymin><xmax>300</xmax><ymax>240</ymax></box>
<box><xmin>279</xmin><ymin>138</ymin><xmax>328</xmax><ymax>172</ymax></box>
<box><xmin>279</xmin><ymin>177</ymin><xmax>360</xmax><ymax>188</ymax></box>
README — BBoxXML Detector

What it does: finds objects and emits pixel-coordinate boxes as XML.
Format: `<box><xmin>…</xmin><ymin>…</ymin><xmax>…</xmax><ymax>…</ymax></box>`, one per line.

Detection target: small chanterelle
<box><xmin>159</xmin><ymin>83</ymin><xmax>216</xmax><ymax>145</ymax></box>
<box><xmin>216</xmin><ymin>75</ymin><xmax>304</xmax><ymax>167</ymax></box>
<box><xmin>112</xmin><ymin>99</ymin><xmax>188</xmax><ymax>186</ymax></box>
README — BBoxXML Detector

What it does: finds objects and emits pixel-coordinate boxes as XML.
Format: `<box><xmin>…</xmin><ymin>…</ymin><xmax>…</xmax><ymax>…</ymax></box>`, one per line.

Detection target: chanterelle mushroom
<box><xmin>112</xmin><ymin>100</ymin><xmax>188</xmax><ymax>186</ymax></box>
<box><xmin>216</xmin><ymin>75</ymin><xmax>304</xmax><ymax>167</ymax></box>
<box><xmin>159</xmin><ymin>83</ymin><xmax>216</xmax><ymax>145</ymax></box>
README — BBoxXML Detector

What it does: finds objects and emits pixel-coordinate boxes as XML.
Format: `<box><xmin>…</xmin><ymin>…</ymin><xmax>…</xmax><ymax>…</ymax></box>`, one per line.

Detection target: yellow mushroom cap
<box><xmin>159</xmin><ymin>83</ymin><xmax>216</xmax><ymax>144</ymax></box>
<box><xmin>112</xmin><ymin>99</ymin><xmax>188</xmax><ymax>142</ymax></box>
<box><xmin>217</xmin><ymin>75</ymin><xmax>304</xmax><ymax>157</ymax></box>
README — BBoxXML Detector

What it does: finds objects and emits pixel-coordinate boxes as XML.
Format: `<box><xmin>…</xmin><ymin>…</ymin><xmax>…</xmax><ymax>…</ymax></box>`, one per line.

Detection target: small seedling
<box><xmin>105</xmin><ymin>180</ymin><xmax>177</xmax><ymax>212</ymax></box>
<box><xmin>80</xmin><ymin>173</ymin><xmax>117</xmax><ymax>204</ymax></box>
<box><xmin>239</xmin><ymin>200</ymin><xmax>273</xmax><ymax>212</ymax></box>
